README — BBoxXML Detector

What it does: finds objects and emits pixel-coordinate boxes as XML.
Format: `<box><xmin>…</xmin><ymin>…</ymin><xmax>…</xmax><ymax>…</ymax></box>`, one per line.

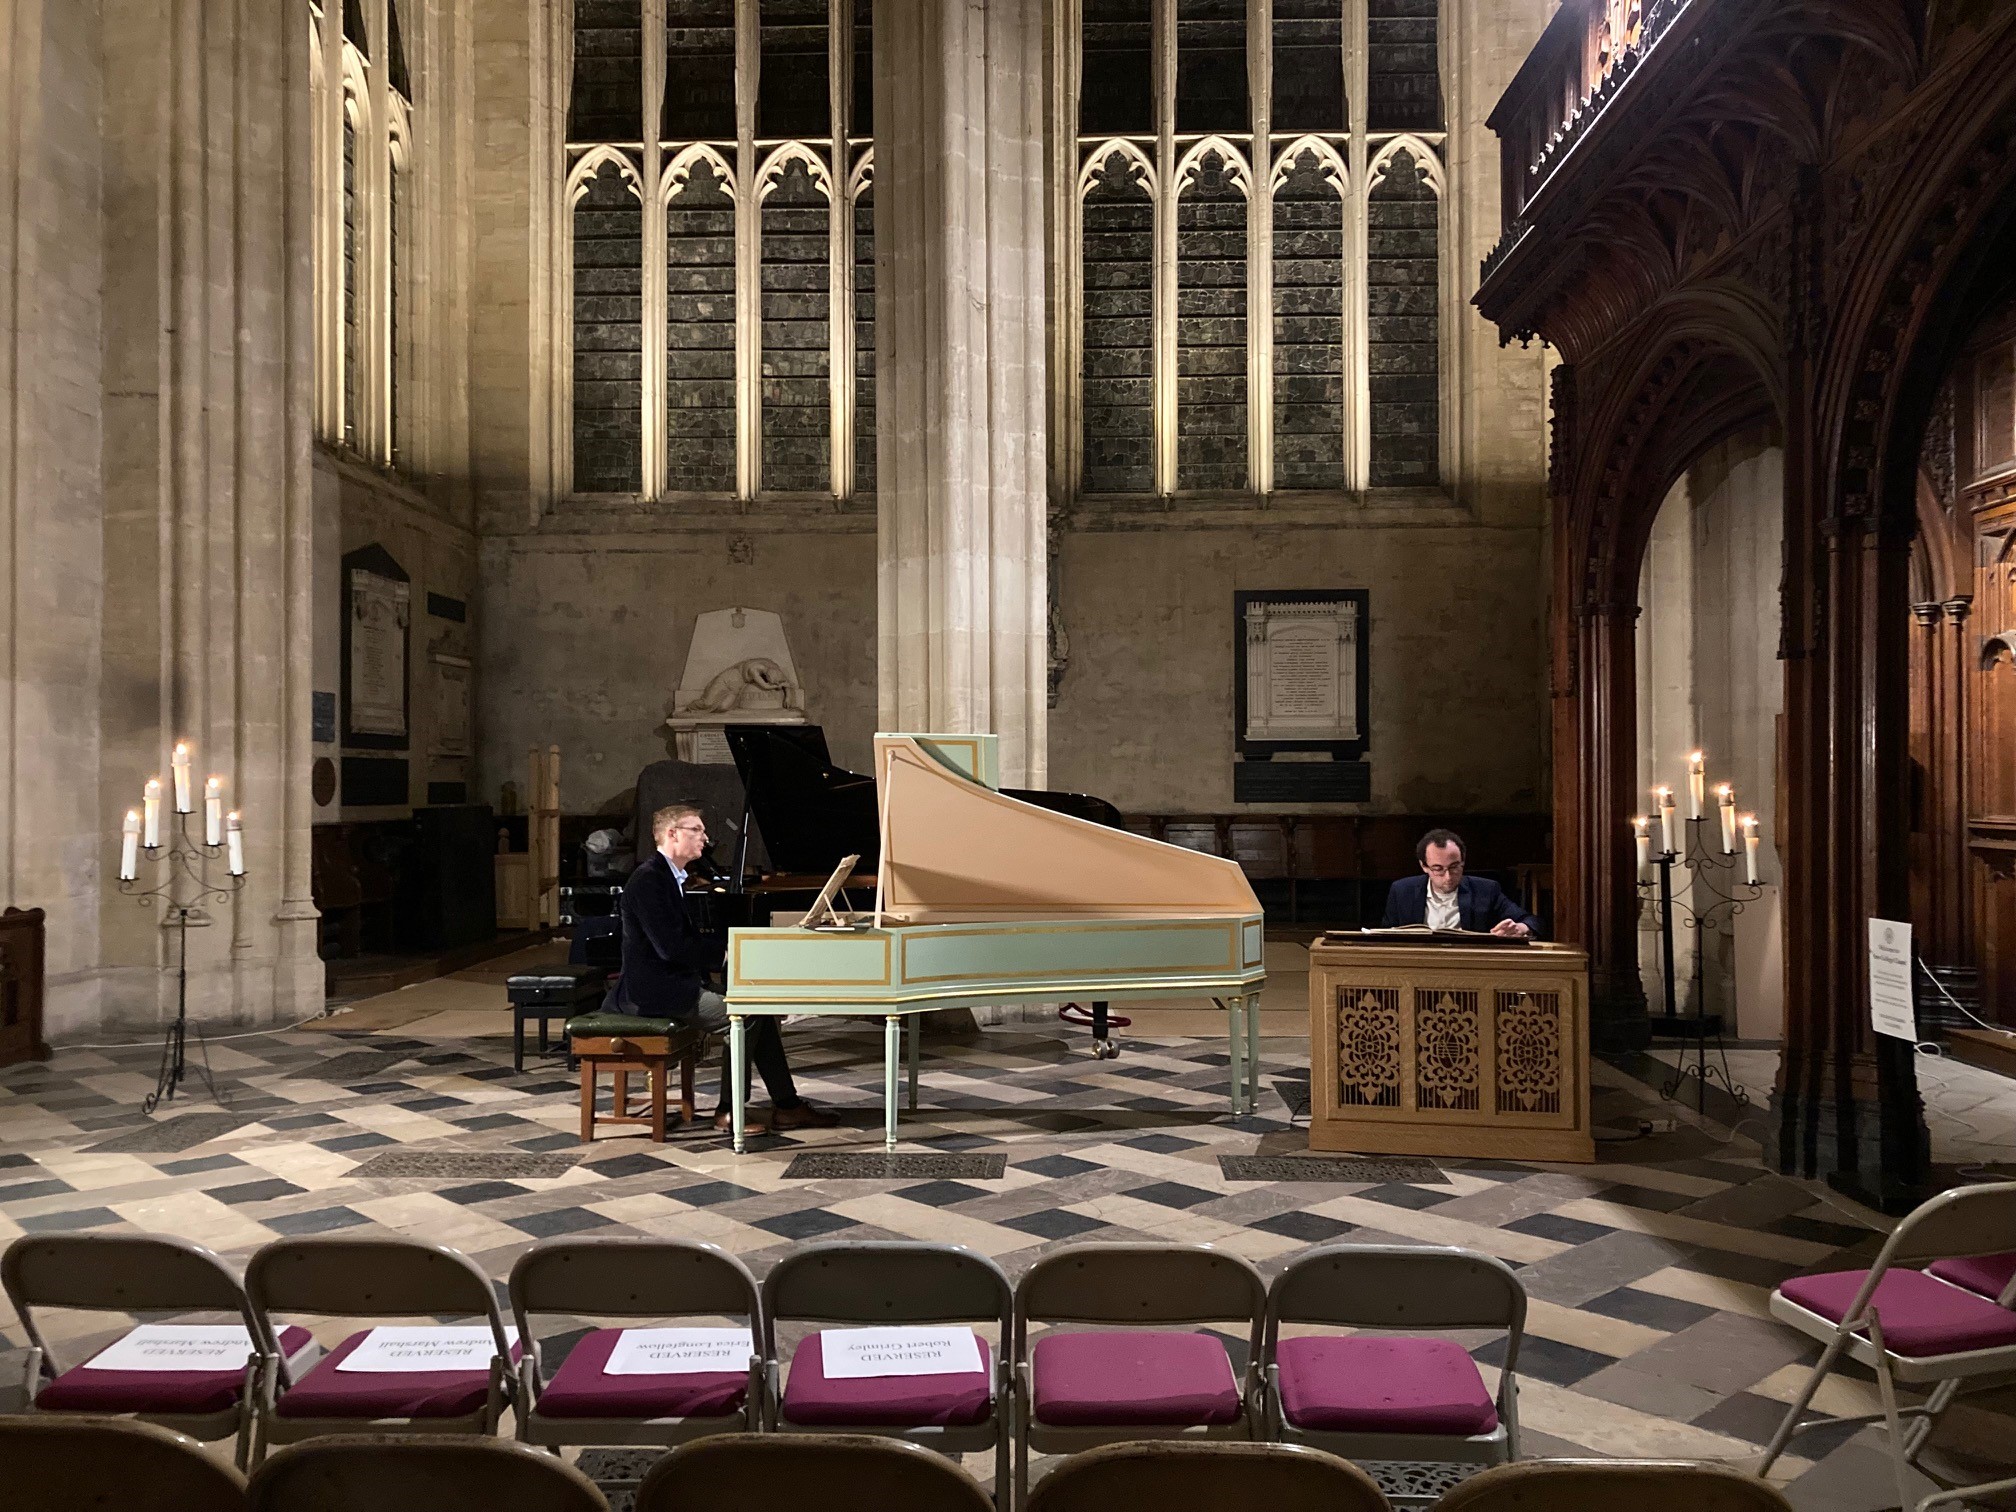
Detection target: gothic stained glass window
<box><xmin>567</xmin><ymin>0</ymin><xmax>872</xmax><ymax>501</ymax></box>
<box><xmin>1071</xmin><ymin>0</ymin><xmax>1444</xmax><ymax>497</ymax></box>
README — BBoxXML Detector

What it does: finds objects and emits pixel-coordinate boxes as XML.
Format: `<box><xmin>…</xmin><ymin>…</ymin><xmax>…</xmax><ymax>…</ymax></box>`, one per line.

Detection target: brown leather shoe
<box><xmin>769</xmin><ymin>1102</ymin><xmax>840</xmax><ymax>1131</ymax></box>
<box><xmin>709</xmin><ymin>1108</ymin><xmax>769</xmax><ymax>1135</ymax></box>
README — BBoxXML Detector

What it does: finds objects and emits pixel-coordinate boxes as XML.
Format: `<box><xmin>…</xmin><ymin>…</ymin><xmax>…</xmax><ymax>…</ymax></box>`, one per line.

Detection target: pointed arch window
<box><xmin>1061</xmin><ymin>0</ymin><xmax>1447</xmax><ymax>500</ymax></box>
<box><xmin>563</xmin><ymin>0</ymin><xmax>874</xmax><ymax>504</ymax></box>
<box><xmin>310</xmin><ymin>0</ymin><xmax>424</xmax><ymax>472</ymax></box>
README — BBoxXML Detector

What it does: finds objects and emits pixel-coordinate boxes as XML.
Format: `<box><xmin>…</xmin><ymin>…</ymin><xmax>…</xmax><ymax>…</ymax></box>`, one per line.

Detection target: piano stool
<box><xmin>508</xmin><ymin>965</ymin><xmax>609</xmax><ymax>1073</ymax></box>
<box><xmin>565</xmin><ymin>1013</ymin><xmax>705</xmax><ymax>1143</ymax></box>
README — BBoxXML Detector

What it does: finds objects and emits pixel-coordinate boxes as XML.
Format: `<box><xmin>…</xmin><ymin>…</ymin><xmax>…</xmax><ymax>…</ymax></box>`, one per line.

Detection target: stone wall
<box><xmin>476</xmin><ymin>517</ymin><xmax>879</xmax><ymax>816</ymax></box>
<box><xmin>1052</xmin><ymin>516</ymin><xmax>1546</xmax><ymax>812</ymax></box>
<box><xmin>0</xmin><ymin>0</ymin><xmax>108</xmax><ymax>1029</ymax></box>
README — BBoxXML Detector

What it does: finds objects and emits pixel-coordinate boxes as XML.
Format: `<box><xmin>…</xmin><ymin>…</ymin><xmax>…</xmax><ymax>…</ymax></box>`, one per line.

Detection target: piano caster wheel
<box><xmin>1094</xmin><ymin>1039</ymin><xmax>1119</xmax><ymax>1060</ymax></box>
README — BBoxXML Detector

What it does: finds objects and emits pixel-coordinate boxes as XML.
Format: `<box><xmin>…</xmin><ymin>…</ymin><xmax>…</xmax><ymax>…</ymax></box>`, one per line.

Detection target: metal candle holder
<box><xmin>120</xmin><ymin>809</ymin><xmax>246</xmax><ymax>1114</ymax></box>
<box><xmin>1638</xmin><ymin>813</ymin><xmax>1761</xmax><ymax>1112</ymax></box>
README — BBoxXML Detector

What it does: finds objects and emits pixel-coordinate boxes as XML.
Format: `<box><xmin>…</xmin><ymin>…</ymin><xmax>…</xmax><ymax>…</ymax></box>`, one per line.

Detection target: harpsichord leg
<box><xmin>1223</xmin><ymin>997</ymin><xmax>1246</xmax><ymax>1115</ymax></box>
<box><xmin>905</xmin><ymin>1014</ymin><xmax>921</xmax><ymax>1110</ymax></box>
<box><xmin>1246</xmin><ymin>993</ymin><xmax>1261</xmax><ymax>1111</ymax></box>
<box><xmin>730</xmin><ymin>1015</ymin><xmax>749</xmax><ymax>1154</ymax></box>
<box><xmin>884</xmin><ymin>1015</ymin><xmax>902</xmax><ymax>1151</ymax></box>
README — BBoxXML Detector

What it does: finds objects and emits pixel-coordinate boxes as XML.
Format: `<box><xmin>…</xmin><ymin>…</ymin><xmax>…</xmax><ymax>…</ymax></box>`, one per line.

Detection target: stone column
<box><xmin>873</xmin><ymin>0</ymin><xmax>1049</xmax><ymax>788</ymax></box>
<box><xmin>95</xmin><ymin>0</ymin><xmax>321</xmax><ymax>1031</ymax></box>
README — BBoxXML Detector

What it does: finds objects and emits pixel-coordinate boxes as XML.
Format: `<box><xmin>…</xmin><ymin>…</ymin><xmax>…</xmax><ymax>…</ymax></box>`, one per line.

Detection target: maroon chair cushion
<box><xmin>1779</xmin><ymin>1269</ymin><xmax>2016</xmax><ymax>1358</ymax></box>
<box><xmin>1276</xmin><ymin>1335</ymin><xmax>1499</xmax><ymax>1435</ymax></box>
<box><xmin>1030</xmin><ymin>1330</ymin><xmax>1241</xmax><ymax>1428</ymax></box>
<box><xmin>535</xmin><ymin>1328</ymin><xmax>747</xmax><ymax>1420</ymax></box>
<box><xmin>780</xmin><ymin>1331</ymin><xmax>994</xmax><ymax>1428</ymax></box>
<box><xmin>37</xmin><ymin>1325</ymin><xmax>314</xmax><ymax>1417</ymax></box>
<box><xmin>1928</xmin><ymin>1253</ymin><xmax>2016</xmax><ymax>1304</ymax></box>
<box><xmin>275</xmin><ymin>1329</ymin><xmax>521</xmax><ymax>1420</ymax></box>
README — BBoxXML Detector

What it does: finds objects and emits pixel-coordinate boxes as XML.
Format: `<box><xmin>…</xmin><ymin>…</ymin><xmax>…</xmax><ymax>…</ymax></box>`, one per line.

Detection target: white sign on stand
<box><xmin>336</xmin><ymin>1325</ymin><xmax>518</xmax><ymax>1374</ymax></box>
<box><xmin>1868</xmin><ymin>918</ymin><xmax>1917</xmax><ymax>1042</ymax></box>
<box><xmin>604</xmin><ymin>1327</ymin><xmax>754</xmax><ymax>1376</ymax></box>
<box><xmin>84</xmin><ymin>1325</ymin><xmax>260</xmax><ymax>1373</ymax></box>
<box><xmin>819</xmin><ymin>1326</ymin><xmax>983</xmax><ymax>1380</ymax></box>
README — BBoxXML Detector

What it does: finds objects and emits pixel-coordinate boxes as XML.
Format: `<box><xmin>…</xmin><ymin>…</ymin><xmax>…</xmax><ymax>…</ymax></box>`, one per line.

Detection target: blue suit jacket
<box><xmin>1381</xmin><ymin>874</ymin><xmax>1542</xmax><ymax>937</ymax></box>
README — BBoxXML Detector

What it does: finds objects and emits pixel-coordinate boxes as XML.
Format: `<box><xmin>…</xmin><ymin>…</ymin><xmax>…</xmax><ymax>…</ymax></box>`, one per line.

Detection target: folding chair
<box><xmin>762</xmin><ymin>1241</ymin><xmax>1014</xmax><ymax>1508</ymax></box>
<box><xmin>1026</xmin><ymin>1440</ymin><xmax>1391</xmax><ymax>1512</ymax></box>
<box><xmin>244</xmin><ymin>1236</ymin><xmax>518</xmax><ymax>1463</ymax></box>
<box><xmin>1263</xmin><ymin>1244</ymin><xmax>1524</xmax><ymax>1498</ymax></box>
<box><xmin>1757</xmin><ymin>1180</ymin><xmax>2016</xmax><ymax>1512</ymax></box>
<box><xmin>634</xmin><ymin>1432</ymin><xmax>993</xmax><ymax>1512</ymax></box>
<box><xmin>1438</xmin><ymin>1458</ymin><xmax>1794</xmax><ymax>1511</ymax></box>
<box><xmin>509</xmin><ymin>1237</ymin><xmax>763</xmax><ymax>1463</ymax></box>
<box><xmin>0</xmin><ymin>1412</ymin><xmax>250</xmax><ymax>1512</ymax></box>
<box><xmin>1014</xmin><ymin>1242</ymin><xmax>1267</xmax><ymax>1507</ymax></box>
<box><xmin>246</xmin><ymin>1433</ymin><xmax>606</xmax><ymax>1512</ymax></box>
<box><xmin>3</xmin><ymin>1232</ymin><xmax>317</xmax><ymax>1468</ymax></box>
<box><xmin>1927</xmin><ymin>1249</ymin><xmax>2016</xmax><ymax>1305</ymax></box>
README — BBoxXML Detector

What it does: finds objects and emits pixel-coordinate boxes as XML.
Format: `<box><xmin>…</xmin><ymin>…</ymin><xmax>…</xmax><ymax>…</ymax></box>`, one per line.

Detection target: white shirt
<box><xmin>1426</xmin><ymin>885</ymin><xmax>1461</xmax><ymax>932</ymax></box>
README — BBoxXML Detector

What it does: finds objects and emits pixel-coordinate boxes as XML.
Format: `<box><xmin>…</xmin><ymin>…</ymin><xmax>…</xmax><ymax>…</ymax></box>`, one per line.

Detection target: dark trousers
<box><xmin>688</xmin><ymin>989</ymin><xmax>802</xmax><ymax>1109</ymax></box>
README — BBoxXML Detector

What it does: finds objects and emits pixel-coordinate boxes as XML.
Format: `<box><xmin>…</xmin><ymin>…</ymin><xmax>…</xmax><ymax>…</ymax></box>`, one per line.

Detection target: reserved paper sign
<box><xmin>604</xmin><ymin>1327</ymin><xmax>754</xmax><ymax>1377</ymax></box>
<box><xmin>84</xmin><ymin>1325</ymin><xmax>259</xmax><ymax>1374</ymax></box>
<box><xmin>335</xmin><ymin>1325</ymin><xmax>518</xmax><ymax>1374</ymax></box>
<box><xmin>819</xmin><ymin>1326</ymin><xmax>982</xmax><ymax>1380</ymax></box>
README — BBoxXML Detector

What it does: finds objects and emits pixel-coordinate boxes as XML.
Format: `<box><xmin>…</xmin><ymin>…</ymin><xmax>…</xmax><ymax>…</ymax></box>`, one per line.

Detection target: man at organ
<box><xmin>1382</xmin><ymin>828</ymin><xmax>1542</xmax><ymax>937</ymax></box>
<box><xmin>605</xmin><ymin>802</ymin><xmax>837</xmax><ymax>1133</ymax></box>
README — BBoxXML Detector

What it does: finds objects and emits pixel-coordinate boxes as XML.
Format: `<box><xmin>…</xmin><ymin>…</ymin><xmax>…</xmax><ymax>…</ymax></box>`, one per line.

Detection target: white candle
<box><xmin>171</xmin><ymin>742</ymin><xmax>192</xmax><ymax>813</ymax></box>
<box><xmin>1632</xmin><ymin>816</ymin><xmax>1651</xmax><ymax>873</ymax></box>
<box><xmin>1716</xmin><ymin>784</ymin><xmax>1737</xmax><ymax>854</ymax></box>
<box><xmin>120</xmin><ymin>810</ymin><xmax>141</xmax><ymax>882</ymax></box>
<box><xmin>1655</xmin><ymin>786</ymin><xmax>1676</xmax><ymax>855</ymax></box>
<box><xmin>1741</xmin><ymin>815</ymin><xmax>1759</xmax><ymax>885</ymax></box>
<box><xmin>204</xmin><ymin>777</ymin><xmax>224</xmax><ymax>847</ymax></box>
<box><xmin>1686</xmin><ymin>751</ymin><xmax>1705</xmax><ymax>819</ymax></box>
<box><xmin>225</xmin><ymin>811</ymin><xmax>245</xmax><ymax>876</ymax></box>
<box><xmin>142</xmin><ymin>778</ymin><xmax>162</xmax><ymax>849</ymax></box>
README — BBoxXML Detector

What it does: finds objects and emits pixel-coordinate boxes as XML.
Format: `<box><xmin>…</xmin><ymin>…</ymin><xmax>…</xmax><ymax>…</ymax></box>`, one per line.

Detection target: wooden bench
<box><xmin>565</xmin><ymin>1013</ymin><xmax>706</xmax><ymax>1143</ymax></box>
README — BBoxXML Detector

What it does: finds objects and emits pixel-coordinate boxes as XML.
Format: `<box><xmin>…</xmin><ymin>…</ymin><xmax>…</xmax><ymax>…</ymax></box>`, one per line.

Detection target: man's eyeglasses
<box><xmin>1423</xmin><ymin>863</ymin><xmax>1464</xmax><ymax>876</ymax></box>
<box><xmin>672</xmin><ymin>822</ymin><xmax>708</xmax><ymax>837</ymax></box>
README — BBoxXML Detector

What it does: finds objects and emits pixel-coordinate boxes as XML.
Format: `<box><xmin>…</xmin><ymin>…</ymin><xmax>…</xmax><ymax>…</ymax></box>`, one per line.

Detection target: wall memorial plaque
<box><xmin>1234</xmin><ymin>589</ymin><xmax>1371</xmax><ymax>763</ymax></box>
<box><xmin>342</xmin><ymin>544</ymin><xmax>412</xmax><ymax>750</ymax></box>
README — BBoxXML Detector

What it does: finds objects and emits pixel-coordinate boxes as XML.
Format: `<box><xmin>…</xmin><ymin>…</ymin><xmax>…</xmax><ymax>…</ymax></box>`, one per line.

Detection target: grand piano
<box><xmin>721</xmin><ymin>732</ymin><xmax>1267</xmax><ymax>1152</ymax></box>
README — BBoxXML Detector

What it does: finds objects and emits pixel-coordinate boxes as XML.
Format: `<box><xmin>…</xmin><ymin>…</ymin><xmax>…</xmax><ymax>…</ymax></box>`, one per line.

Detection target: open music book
<box><xmin>1323</xmin><ymin>925</ymin><xmax>1532</xmax><ymax>947</ymax></box>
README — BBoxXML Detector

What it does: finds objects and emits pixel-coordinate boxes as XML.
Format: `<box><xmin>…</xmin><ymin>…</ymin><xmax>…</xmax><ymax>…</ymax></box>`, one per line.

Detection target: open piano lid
<box><xmin>872</xmin><ymin>733</ymin><xmax>1260</xmax><ymax>922</ymax></box>
<box><xmin>724</xmin><ymin>725</ymin><xmax>879</xmax><ymax>877</ymax></box>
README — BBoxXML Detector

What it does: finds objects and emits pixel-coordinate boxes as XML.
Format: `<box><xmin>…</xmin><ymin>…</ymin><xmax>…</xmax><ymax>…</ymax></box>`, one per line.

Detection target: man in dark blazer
<box><xmin>1381</xmin><ymin>828</ymin><xmax>1542</xmax><ymax>937</ymax></box>
<box><xmin>604</xmin><ymin>802</ymin><xmax>837</xmax><ymax>1133</ymax></box>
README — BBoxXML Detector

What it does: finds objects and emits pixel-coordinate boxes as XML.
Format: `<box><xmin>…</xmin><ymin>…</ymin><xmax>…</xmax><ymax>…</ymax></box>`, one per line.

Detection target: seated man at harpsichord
<box><xmin>604</xmin><ymin>802</ymin><xmax>838</xmax><ymax>1134</ymax></box>
<box><xmin>1381</xmin><ymin>828</ymin><xmax>1542</xmax><ymax>938</ymax></box>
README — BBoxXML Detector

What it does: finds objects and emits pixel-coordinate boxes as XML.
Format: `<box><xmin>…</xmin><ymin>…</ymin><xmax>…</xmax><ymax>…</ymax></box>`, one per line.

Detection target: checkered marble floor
<box><xmin>2</xmin><ymin>1021</ymin><xmax>2012</xmax><ymax>1509</ymax></box>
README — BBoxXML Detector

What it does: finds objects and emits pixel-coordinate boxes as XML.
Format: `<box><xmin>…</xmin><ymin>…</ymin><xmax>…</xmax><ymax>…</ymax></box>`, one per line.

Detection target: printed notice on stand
<box><xmin>336</xmin><ymin>1325</ymin><xmax>517</xmax><ymax>1374</ymax></box>
<box><xmin>819</xmin><ymin>1326</ymin><xmax>983</xmax><ymax>1379</ymax></box>
<box><xmin>83</xmin><ymin>1325</ymin><xmax>260</xmax><ymax>1373</ymax></box>
<box><xmin>604</xmin><ymin>1328</ymin><xmax>754</xmax><ymax>1376</ymax></box>
<box><xmin>1868</xmin><ymin>918</ymin><xmax>1916</xmax><ymax>1042</ymax></box>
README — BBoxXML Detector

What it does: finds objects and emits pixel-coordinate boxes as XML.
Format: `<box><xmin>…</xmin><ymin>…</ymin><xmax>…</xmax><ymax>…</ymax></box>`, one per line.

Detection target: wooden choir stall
<box><xmin>1307</xmin><ymin>934</ymin><xmax>1594</xmax><ymax>1162</ymax></box>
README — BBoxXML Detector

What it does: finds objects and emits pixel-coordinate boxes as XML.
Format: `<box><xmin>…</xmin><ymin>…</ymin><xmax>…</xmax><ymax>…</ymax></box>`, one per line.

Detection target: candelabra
<box><xmin>1636</xmin><ymin>770</ymin><xmax>1766</xmax><ymax>1112</ymax></box>
<box><xmin>117</xmin><ymin>743</ymin><xmax>247</xmax><ymax>1114</ymax></box>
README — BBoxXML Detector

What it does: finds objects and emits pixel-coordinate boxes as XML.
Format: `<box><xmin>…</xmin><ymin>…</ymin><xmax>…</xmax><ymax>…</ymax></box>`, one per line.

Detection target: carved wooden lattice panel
<box><xmin>1335</xmin><ymin>986</ymin><xmax>1402</xmax><ymax>1107</ymax></box>
<box><xmin>1495</xmin><ymin>988</ymin><xmax>1563</xmax><ymax>1116</ymax></box>
<box><xmin>1413</xmin><ymin>988</ymin><xmax>1481</xmax><ymax>1111</ymax></box>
